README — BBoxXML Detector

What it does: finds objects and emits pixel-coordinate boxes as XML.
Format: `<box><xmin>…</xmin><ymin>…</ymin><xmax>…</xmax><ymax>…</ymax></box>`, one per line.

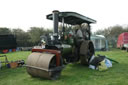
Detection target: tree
<box><xmin>0</xmin><ymin>27</ymin><xmax>11</xmax><ymax>35</ymax></box>
<box><xmin>28</xmin><ymin>27</ymin><xmax>46</xmax><ymax>45</ymax></box>
<box><xmin>12</xmin><ymin>28</ymin><xmax>30</xmax><ymax>47</ymax></box>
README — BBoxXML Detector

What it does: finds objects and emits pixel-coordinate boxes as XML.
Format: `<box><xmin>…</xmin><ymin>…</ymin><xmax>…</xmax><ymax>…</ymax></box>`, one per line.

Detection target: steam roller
<box><xmin>26</xmin><ymin>10</ymin><xmax>96</xmax><ymax>80</ymax></box>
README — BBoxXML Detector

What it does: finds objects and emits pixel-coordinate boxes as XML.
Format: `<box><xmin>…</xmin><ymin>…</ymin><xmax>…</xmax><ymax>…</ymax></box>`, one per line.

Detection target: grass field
<box><xmin>0</xmin><ymin>49</ymin><xmax>128</xmax><ymax>85</ymax></box>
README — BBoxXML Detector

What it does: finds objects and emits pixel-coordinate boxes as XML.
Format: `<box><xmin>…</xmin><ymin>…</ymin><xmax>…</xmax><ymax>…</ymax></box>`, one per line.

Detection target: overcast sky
<box><xmin>0</xmin><ymin>0</ymin><xmax>128</xmax><ymax>32</ymax></box>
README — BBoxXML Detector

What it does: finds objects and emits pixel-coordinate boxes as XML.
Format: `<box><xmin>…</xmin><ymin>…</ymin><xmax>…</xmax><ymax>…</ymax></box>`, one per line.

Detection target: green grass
<box><xmin>0</xmin><ymin>49</ymin><xmax>128</xmax><ymax>85</ymax></box>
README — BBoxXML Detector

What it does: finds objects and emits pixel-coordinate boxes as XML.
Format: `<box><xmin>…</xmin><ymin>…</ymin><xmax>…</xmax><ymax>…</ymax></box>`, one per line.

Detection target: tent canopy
<box><xmin>91</xmin><ymin>35</ymin><xmax>108</xmax><ymax>51</ymax></box>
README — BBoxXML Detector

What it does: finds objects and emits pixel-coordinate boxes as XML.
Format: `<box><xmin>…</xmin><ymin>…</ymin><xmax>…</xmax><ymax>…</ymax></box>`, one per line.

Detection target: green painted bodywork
<box><xmin>61</xmin><ymin>44</ymin><xmax>72</xmax><ymax>56</ymax></box>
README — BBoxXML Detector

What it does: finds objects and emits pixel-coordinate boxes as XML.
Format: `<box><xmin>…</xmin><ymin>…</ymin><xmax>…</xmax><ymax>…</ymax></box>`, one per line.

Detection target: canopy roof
<box><xmin>46</xmin><ymin>12</ymin><xmax>96</xmax><ymax>25</ymax></box>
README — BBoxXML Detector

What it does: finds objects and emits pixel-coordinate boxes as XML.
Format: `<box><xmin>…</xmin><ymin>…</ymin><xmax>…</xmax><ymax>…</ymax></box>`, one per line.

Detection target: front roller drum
<box><xmin>26</xmin><ymin>52</ymin><xmax>63</xmax><ymax>80</ymax></box>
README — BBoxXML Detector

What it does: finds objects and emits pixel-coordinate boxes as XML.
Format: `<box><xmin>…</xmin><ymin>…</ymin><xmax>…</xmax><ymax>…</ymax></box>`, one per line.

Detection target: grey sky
<box><xmin>0</xmin><ymin>0</ymin><xmax>128</xmax><ymax>32</ymax></box>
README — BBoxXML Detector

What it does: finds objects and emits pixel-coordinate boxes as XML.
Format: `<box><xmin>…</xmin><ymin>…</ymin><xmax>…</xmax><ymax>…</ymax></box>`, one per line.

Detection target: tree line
<box><xmin>0</xmin><ymin>27</ymin><xmax>52</xmax><ymax>47</ymax></box>
<box><xmin>94</xmin><ymin>25</ymin><xmax>128</xmax><ymax>48</ymax></box>
<box><xmin>0</xmin><ymin>25</ymin><xmax>128</xmax><ymax>48</ymax></box>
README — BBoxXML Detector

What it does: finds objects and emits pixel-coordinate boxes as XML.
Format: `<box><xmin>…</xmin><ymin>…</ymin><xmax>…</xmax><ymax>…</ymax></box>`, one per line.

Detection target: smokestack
<box><xmin>52</xmin><ymin>10</ymin><xmax>59</xmax><ymax>35</ymax></box>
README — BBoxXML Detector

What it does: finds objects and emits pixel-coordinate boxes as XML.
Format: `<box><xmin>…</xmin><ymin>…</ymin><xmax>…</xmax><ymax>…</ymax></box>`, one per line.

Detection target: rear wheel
<box><xmin>80</xmin><ymin>40</ymin><xmax>95</xmax><ymax>65</ymax></box>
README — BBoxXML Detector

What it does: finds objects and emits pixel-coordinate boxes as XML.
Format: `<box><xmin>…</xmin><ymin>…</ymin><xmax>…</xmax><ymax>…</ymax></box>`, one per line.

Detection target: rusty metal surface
<box><xmin>31</xmin><ymin>49</ymin><xmax>61</xmax><ymax>66</ymax></box>
<box><xmin>26</xmin><ymin>52</ymin><xmax>55</xmax><ymax>79</ymax></box>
